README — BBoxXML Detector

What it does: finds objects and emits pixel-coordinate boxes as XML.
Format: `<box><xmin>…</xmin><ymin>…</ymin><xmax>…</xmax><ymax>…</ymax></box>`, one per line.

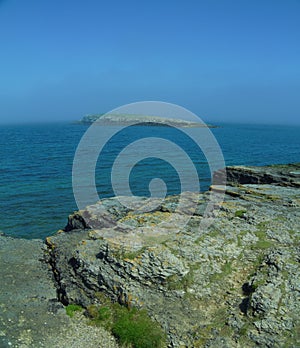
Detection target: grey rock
<box><xmin>0</xmin><ymin>235</ymin><xmax>118</xmax><ymax>348</ymax></box>
<box><xmin>45</xmin><ymin>164</ymin><xmax>300</xmax><ymax>347</ymax></box>
<box><xmin>2</xmin><ymin>163</ymin><xmax>299</xmax><ymax>347</ymax></box>
<box><xmin>214</xmin><ymin>163</ymin><xmax>300</xmax><ymax>187</ymax></box>
<box><xmin>76</xmin><ymin>113</ymin><xmax>217</xmax><ymax>128</ymax></box>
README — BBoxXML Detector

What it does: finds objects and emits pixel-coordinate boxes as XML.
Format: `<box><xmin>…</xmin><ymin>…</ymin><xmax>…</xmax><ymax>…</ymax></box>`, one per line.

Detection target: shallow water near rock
<box><xmin>0</xmin><ymin>122</ymin><xmax>300</xmax><ymax>238</ymax></box>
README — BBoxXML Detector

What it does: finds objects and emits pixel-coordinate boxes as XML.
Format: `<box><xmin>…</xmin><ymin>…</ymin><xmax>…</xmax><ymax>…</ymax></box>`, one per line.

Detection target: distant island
<box><xmin>75</xmin><ymin>113</ymin><xmax>217</xmax><ymax>128</ymax></box>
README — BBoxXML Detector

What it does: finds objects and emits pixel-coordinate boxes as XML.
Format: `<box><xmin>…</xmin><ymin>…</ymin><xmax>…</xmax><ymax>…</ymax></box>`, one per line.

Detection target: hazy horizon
<box><xmin>0</xmin><ymin>0</ymin><xmax>299</xmax><ymax>126</ymax></box>
<box><xmin>1</xmin><ymin>117</ymin><xmax>299</xmax><ymax>128</ymax></box>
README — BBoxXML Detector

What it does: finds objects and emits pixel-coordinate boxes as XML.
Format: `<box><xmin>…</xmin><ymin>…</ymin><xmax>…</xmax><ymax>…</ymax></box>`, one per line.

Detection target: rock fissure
<box><xmin>42</xmin><ymin>164</ymin><xmax>300</xmax><ymax>346</ymax></box>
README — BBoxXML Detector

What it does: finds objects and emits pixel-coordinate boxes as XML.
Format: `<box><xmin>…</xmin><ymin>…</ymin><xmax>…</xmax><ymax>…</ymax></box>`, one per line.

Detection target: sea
<box><xmin>0</xmin><ymin>122</ymin><xmax>299</xmax><ymax>239</ymax></box>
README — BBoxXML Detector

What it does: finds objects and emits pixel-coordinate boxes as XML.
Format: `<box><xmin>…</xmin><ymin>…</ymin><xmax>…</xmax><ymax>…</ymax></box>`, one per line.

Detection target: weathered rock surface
<box><xmin>0</xmin><ymin>235</ymin><xmax>67</xmax><ymax>347</ymax></box>
<box><xmin>214</xmin><ymin>162</ymin><xmax>300</xmax><ymax>187</ymax></box>
<box><xmin>0</xmin><ymin>235</ymin><xmax>118</xmax><ymax>348</ymax></box>
<box><xmin>46</xmin><ymin>163</ymin><xmax>300</xmax><ymax>347</ymax></box>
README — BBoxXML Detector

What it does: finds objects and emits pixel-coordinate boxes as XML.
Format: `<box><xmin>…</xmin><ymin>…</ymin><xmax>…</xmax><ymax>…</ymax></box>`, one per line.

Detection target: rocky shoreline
<box><xmin>0</xmin><ymin>163</ymin><xmax>299</xmax><ymax>347</ymax></box>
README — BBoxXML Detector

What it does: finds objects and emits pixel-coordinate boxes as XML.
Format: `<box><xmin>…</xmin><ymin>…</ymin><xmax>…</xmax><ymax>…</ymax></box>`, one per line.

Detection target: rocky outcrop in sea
<box><xmin>76</xmin><ymin>113</ymin><xmax>217</xmax><ymax>127</ymax></box>
<box><xmin>0</xmin><ymin>163</ymin><xmax>299</xmax><ymax>347</ymax></box>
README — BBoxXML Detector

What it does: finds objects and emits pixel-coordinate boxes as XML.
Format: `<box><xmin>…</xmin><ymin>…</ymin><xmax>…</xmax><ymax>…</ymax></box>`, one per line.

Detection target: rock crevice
<box><xmin>46</xmin><ymin>163</ymin><xmax>300</xmax><ymax>347</ymax></box>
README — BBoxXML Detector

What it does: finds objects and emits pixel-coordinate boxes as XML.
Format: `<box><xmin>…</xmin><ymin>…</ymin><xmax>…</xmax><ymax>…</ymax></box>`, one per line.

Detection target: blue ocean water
<box><xmin>0</xmin><ymin>122</ymin><xmax>299</xmax><ymax>239</ymax></box>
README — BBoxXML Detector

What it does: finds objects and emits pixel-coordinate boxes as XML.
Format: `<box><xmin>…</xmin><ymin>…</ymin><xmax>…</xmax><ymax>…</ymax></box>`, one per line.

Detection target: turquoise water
<box><xmin>0</xmin><ymin>122</ymin><xmax>299</xmax><ymax>239</ymax></box>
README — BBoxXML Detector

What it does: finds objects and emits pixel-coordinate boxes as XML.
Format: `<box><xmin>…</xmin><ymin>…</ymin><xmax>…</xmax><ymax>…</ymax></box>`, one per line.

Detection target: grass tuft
<box><xmin>112</xmin><ymin>307</ymin><xmax>166</xmax><ymax>348</ymax></box>
<box><xmin>65</xmin><ymin>304</ymin><xmax>83</xmax><ymax>318</ymax></box>
<box><xmin>86</xmin><ymin>300</ymin><xmax>166</xmax><ymax>348</ymax></box>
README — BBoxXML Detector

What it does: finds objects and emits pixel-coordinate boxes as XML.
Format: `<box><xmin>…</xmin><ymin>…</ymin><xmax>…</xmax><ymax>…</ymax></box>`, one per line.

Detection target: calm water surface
<box><xmin>0</xmin><ymin>122</ymin><xmax>299</xmax><ymax>238</ymax></box>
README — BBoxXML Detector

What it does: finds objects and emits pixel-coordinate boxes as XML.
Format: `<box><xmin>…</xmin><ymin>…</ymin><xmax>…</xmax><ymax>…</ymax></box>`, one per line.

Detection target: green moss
<box><xmin>94</xmin><ymin>291</ymin><xmax>111</xmax><ymax>305</ymax></box>
<box><xmin>181</xmin><ymin>272</ymin><xmax>194</xmax><ymax>291</ymax></box>
<box><xmin>237</xmin><ymin>235</ymin><xmax>242</xmax><ymax>247</ymax></box>
<box><xmin>236</xmin><ymin>230</ymin><xmax>248</xmax><ymax>247</ymax></box>
<box><xmin>166</xmin><ymin>263</ymin><xmax>200</xmax><ymax>291</ymax></box>
<box><xmin>87</xmin><ymin>304</ymin><xmax>99</xmax><ymax>319</ymax></box>
<box><xmin>256</xmin><ymin>221</ymin><xmax>269</xmax><ymax>231</ymax></box>
<box><xmin>193</xmin><ymin>325</ymin><xmax>213</xmax><ymax>346</ymax></box>
<box><xmin>246</xmin><ymin>254</ymin><xmax>266</xmax><ymax>281</ymax></box>
<box><xmin>98</xmin><ymin>306</ymin><xmax>111</xmax><ymax>320</ymax></box>
<box><xmin>208</xmin><ymin>229</ymin><xmax>222</xmax><ymax>238</ymax></box>
<box><xmin>123</xmin><ymin>247</ymin><xmax>147</xmax><ymax>260</ymax></box>
<box><xmin>112</xmin><ymin>306</ymin><xmax>166</xmax><ymax>348</ymax></box>
<box><xmin>87</xmin><ymin>304</ymin><xmax>114</xmax><ymax>330</ymax></box>
<box><xmin>65</xmin><ymin>304</ymin><xmax>83</xmax><ymax>318</ymax></box>
<box><xmin>193</xmin><ymin>308</ymin><xmax>231</xmax><ymax>346</ymax></box>
<box><xmin>239</xmin><ymin>321</ymin><xmax>253</xmax><ymax>336</ymax></box>
<box><xmin>166</xmin><ymin>272</ymin><xmax>194</xmax><ymax>291</ymax></box>
<box><xmin>87</xmin><ymin>302</ymin><xmax>166</xmax><ymax>348</ymax></box>
<box><xmin>235</xmin><ymin>210</ymin><xmax>247</xmax><ymax>218</ymax></box>
<box><xmin>112</xmin><ymin>246</ymin><xmax>147</xmax><ymax>261</ymax></box>
<box><xmin>249</xmin><ymin>222</ymin><xmax>275</xmax><ymax>250</ymax></box>
<box><xmin>166</xmin><ymin>274</ymin><xmax>182</xmax><ymax>290</ymax></box>
<box><xmin>195</xmin><ymin>235</ymin><xmax>205</xmax><ymax>244</ymax></box>
<box><xmin>254</xmin><ymin>240</ymin><xmax>274</xmax><ymax>249</ymax></box>
<box><xmin>222</xmin><ymin>261</ymin><xmax>233</xmax><ymax>275</ymax></box>
<box><xmin>209</xmin><ymin>260</ymin><xmax>233</xmax><ymax>282</ymax></box>
<box><xmin>251</xmin><ymin>278</ymin><xmax>266</xmax><ymax>290</ymax></box>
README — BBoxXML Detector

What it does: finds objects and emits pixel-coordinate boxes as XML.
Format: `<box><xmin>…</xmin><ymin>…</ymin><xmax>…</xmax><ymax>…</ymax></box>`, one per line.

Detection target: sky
<box><xmin>0</xmin><ymin>0</ymin><xmax>299</xmax><ymax>125</ymax></box>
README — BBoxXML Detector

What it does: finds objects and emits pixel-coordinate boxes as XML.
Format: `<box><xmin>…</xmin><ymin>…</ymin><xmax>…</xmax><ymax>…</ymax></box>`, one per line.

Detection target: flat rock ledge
<box><xmin>214</xmin><ymin>162</ymin><xmax>300</xmax><ymax>187</ymax></box>
<box><xmin>1</xmin><ymin>163</ymin><xmax>299</xmax><ymax>347</ymax></box>
<box><xmin>0</xmin><ymin>235</ymin><xmax>118</xmax><ymax>348</ymax></box>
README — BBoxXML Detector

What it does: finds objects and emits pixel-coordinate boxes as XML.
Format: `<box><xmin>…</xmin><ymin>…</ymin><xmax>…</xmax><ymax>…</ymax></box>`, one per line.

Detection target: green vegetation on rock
<box><xmin>65</xmin><ymin>304</ymin><xmax>83</xmax><ymax>317</ymax></box>
<box><xmin>47</xmin><ymin>163</ymin><xmax>300</xmax><ymax>347</ymax></box>
<box><xmin>87</xmin><ymin>302</ymin><xmax>166</xmax><ymax>348</ymax></box>
<box><xmin>235</xmin><ymin>209</ymin><xmax>247</xmax><ymax>218</ymax></box>
<box><xmin>112</xmin><ymin>307</ymin><xmax>166</xmax><ymax>348</ymax></box>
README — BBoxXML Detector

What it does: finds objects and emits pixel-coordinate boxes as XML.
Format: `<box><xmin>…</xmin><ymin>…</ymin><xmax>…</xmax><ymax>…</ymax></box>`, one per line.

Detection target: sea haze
<box><xmin>0</xmin><ymin>122</ymin><xmax>299</xmax><ymax>239</ymax></box>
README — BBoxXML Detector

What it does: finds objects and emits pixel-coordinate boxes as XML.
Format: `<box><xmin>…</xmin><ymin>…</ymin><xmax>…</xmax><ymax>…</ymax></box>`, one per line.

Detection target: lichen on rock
<box><xmin>46</xmin><ymin>163</ymin><xmax>300</xmax><ymax>347</ymax></box>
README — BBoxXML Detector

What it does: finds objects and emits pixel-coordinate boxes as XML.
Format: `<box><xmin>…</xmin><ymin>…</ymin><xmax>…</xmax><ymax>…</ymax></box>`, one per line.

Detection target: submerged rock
<box><xmin>46</xmin><ymin>164</ymin><xmax>300</xmax><ymax>347</ymax></box>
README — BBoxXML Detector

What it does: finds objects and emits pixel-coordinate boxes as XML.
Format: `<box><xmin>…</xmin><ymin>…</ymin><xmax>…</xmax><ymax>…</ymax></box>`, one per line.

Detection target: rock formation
<box><xmin>0</xmin><ymin>234</ymin><xmax>118</xmax><ymax>347</ymax></box>
<box><xmin>75</xmin><ymin>113</ymin><xmax>217</xmax><ymax>128</ymax></box>
<box><xmin>214</xmin><ymin>162</ymin><xmax>300</xmax><ymax>187</ymax></box>
<box><xmin>1</xmin><ymin>164</ymin><xmax>299</xmax><ymax>347</ymax></box>
<box><xmin>44</xmin><ymin>163</ymin><xmax>300</xmax><ymax>347</ymax></box>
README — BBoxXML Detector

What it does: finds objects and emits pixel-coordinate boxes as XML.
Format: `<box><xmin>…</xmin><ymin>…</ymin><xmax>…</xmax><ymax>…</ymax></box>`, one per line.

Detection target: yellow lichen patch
<box><xmin>119</xmin><ymin>211</ymin><xmax>171</xmax><ymax>226</ymax></box>
<box><xmin>225</xmin><ymin>189</ymin><xmax>242</xmax><ymax>197</ymax></box>
<box><xmin>219</xmin><ymin>201</ymin><xmax>234</xmax><ymax>207</ymax></box>
<box><xmin>124</xmin><ymin>258</ymin><xmax>135</xmax><ymax>263</ymax></box>
<box><xmin>127</xmin><ymin>293</ymin><xmax>133</xmax><ymax>307</ymax></box>
<box><xmin>45</xmin><ymin>237</ymin><xmax>56</xmax><ymax>249</ymax></box>
<box><xmin>209</xmin><ymin>185</ymin><xmax>226</xmax><ymax>193</ymax></box>
<box><xmin>265</xmin><ymin>194</ymin><xmax>280</xmax><ymax>201</ymax></box>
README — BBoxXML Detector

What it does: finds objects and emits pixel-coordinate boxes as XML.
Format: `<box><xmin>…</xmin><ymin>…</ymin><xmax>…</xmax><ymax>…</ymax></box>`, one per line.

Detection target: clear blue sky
<box><xmin>0</xmin><ymin>0</ymin><xmax>299</xmax><ymax>125</ymax></box>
